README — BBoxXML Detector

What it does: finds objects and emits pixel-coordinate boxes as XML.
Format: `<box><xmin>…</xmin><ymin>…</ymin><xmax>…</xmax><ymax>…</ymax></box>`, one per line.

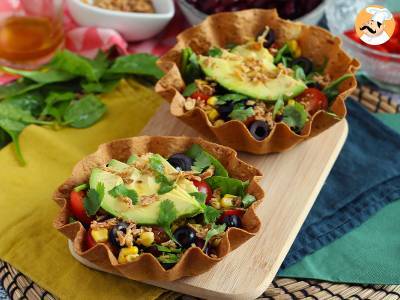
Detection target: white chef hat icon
<box><xmin>366</xmin><ymin>7</ymin><xmax>393</xmax><ymax>24</ymax></box>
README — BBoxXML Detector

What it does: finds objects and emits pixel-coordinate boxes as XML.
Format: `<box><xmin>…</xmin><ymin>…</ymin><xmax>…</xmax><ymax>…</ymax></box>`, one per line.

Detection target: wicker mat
<box><xmin>1</xmin><ymin>85</ymin><xmax>399</xmax><ymax>300</ymax></box>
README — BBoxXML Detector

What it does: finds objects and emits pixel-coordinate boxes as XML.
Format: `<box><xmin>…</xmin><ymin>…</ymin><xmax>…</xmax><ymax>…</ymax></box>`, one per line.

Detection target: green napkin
<box><xmin>280</xmin><ymin>113</ymin><xmax>400</xmax><ymax>284</ymax></box>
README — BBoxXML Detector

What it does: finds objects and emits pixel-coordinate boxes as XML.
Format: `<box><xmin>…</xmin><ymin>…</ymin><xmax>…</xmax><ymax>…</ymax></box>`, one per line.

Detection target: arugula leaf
<box><xmin>282</xmin><ymin>102</ymin><xmax>308</xmax><ymax>129</ymax></box>
<box><xmin>182</xmin><ymin>82</ymin><xmax>197</xmax><ymax>97</ymax></box>
<box><xmin>208</xmin><ymin>47</ymin><xmax>223</xmax><ymax>57</ymax></box>
<box><xmin>157</xmin><ymin>199</ymin><xmax>178</xmax><ymax>243</ymax></box>
<box><xmin>2</xmin><ymin>66</ymin><xmax>74</xmax><ymax>84</ymax></box>
<box><xmin>273</xmin><ymin>96</ymin><xmax>284</xmax><ymax>118</ymax></box>
<box><xmin>186</xmin><ymin>144</ymin><xmax>228</xmax><ymax>177</ymax></box>
<box><xmin>323</xmin><ymin>74</ymin><xmax>353</xmax><ymax>102</ymax></box>
<box><xmin>216</xmin><ymin>93</ymin><xmax>247</xmax><ymax>105</ymax></box>
<box><xmin>229</xmin><ymin>107</ymin><xmax>254</xmax><ymax>121</ymax></box>
<box><xmin>205</xmin><ymin>176</ymin><xmax>248</xmax><ymax>197</ymax></box>
<box><xmin>204</xmin><ymin>223</ymin><xmax>226</xmax><ymax>250</ymax></box>
<box><xmin>74</xmin><ymin>183</ymin><xmax>88</xmax><ymax>192</ymax></box>
<box><xmin>156</xmin><ymin>245</ymin><xmax>182</xmax><ymax>253</ymax></box>
<box><xmin>50</xmin><ymin>50</ymin><xmax>109</xmax><ymax>82</ymax></box>
<box><xmin>127</xmin><ymin>154</ymin><xmax>137</xmax><ymax>164</ymax></box>
<box><xmin>63</xmin><ymin>94</ymin><xmax>106</xmax><ymax>128</ymax></box>
<box><xmin>149</xmin><ymin>154</ymin><xmax>165</xmax><ymax>174</ymax></box>
<box><xmin>155</xmin><ymin>174</ymin><xmax>175</xmax><ymax>195</ymax></box>
<box><xmin>84</xmin><ymin>182</ymin><xmax>105</xmax><ymax>216</ymax></box>
<box><xmin>109</xmin><ymin>184</ymin><xmax>138</xmax><ymax>205</ymax></box>
<box><xmin>242</xmin><ymin>194</ymin><xmax>256</xmax><ymax>208</ymax></box>
<box><xmin>181</xmin><ymin>48</ymin><xmax>202</xmax><ymax>84</ymax></box>
<box><xmin>107</xmin><ymin>53</ymin><xmax>164</xmax><ymax>80</ymax></box>
<box><xmin>158</xmin><ymin>253</ymin><xmax>179</xmax><ymax>264</ymax></box>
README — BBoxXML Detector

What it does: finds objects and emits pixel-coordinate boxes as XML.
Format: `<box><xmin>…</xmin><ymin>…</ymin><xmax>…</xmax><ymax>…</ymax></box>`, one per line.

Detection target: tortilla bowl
<box><xmin>53</xmin><ymin>136</ymin><xmax>264</xmax><ymax>281</ymax></box>
<box><xmin>155</xmin><ymin>9</ymin><xmax>359</xmax><ymax>154</ymax></box>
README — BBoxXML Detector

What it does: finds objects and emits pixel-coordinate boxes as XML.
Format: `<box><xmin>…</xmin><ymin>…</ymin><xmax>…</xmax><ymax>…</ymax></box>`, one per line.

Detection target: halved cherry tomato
<box><xmin>192</xmin><ymin>180</ymin><xmax>213</xmax><ymax>204</ymax></box>
<box><xmin>218</xmin><ymin>209</ymin><xmax>244</xmax><ymax>222</ymax></box>
<box><xmin>191</xmin><ymin>91</ymin><xmax>209</xmax><ymax>102</ymax></box>
<box><xmin>70</xmin><ymin>190</ymin><xmax>92</xmax><ymax>225</ymax></box>
<box><xmin>86</xmin><ymin>229</ymin><xmax>97</xmax><ymax>249</ymax></box>
<box><xmin>295</xmin><ymin>88</ymin><xmax>328</xmax><ymax>116</ymax></box>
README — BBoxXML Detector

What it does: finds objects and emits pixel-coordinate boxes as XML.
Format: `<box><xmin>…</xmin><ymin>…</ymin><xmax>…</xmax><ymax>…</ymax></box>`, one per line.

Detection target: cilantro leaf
<box><xmin>185</xmin><ymin>144</ymin><xmax>228</xmax><ymax>177</ymax></box>
<box><xmin>149</xmin><ymin>154</ymin><xmax>165</xmax><ymax>174</ymax></box>
<box><xmin>190</xmin><ymin>192</ymin><xmax>206</xmax><ymax>205</ymax></box>
<box><xmin>203</xmin><ymin>206</ymin><xmax>221</xmax><ymax>224</ymax></box>
<box><xmin>109</xmin><ymin>184</ymin><xmax>138</xmax><ymax>205</ymax></box>
<box><xmin>204</xmin><ymin>223</ymin><xmax>226</xmax><ymax>250</ymax></box>
<box><xmin>182</xmin><ymin>82</ymin><xmax>197</xmax><ymax>97</ymax></box>
<box><xmin>273</xmin><ymin>96</ymin><xmax>284</xmax><ymax>118</ymax></box>
<box><xmin>229</xmin><ymin>107</ymin><xmax>254</xmax><ymax>121</ymax></box>
<box><xmin>191</xmin><ymin>152</ymin><xmax>211</xmax><ymax>173</ymax></box>
<box><xmin>155</xmin><ymin>174</ymin><xmax>175</xmax><ymax>195</ymax></box>
<box><xmin>208</xmin><ymin>47</ymin><xmax>223</xmax><ymax>57</ymax></box>
<box><xmin>84</xmin><ymin>182</ymin><xmax>105</xmax><ymax>216</ymax></box>
<box><xmin>282</xmin><ymin>102</ymin><xmax>308</xmax><ymax>129</ymax></box>
<box><xmin>216</xmin><ymin>93</ymin><xmax>247</xmax><ymax>105</ymax></box>
<box><xmin>157</xmin><ymin>199</ymin><xmax>178</xmax><ymax>243</ymax></box>
<box><xmin>242</xmin><ymin>194</ymin><xmax>256</xmax><ymax>208</ymax></box>
<box><xmin>156</xmin><ymin>245</ymin><xmax>182</xmax><ymax>253</ymax></box>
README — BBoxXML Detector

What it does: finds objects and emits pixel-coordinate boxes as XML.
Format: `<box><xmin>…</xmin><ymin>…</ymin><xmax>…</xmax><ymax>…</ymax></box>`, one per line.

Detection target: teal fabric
<box><xmin>280</xmin><ymin>112</ymin><xmax>400</xmax><ymax>284</ymax></box>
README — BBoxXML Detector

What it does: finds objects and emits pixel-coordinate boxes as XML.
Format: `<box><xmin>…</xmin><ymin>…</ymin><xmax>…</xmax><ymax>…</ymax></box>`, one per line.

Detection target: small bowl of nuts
<box><xmin>67</xmin><ymin>0</ymin><xmax>175</xmax><ymax>41</ymax></box>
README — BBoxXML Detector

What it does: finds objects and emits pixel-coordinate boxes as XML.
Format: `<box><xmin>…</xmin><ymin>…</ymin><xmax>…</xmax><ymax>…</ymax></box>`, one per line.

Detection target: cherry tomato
<box><xmin>70</xmin><ymin>190</ymin><xmax>92</xmax><ymax>225</ymax></box>
<box><xmin>191</xmin><ymin>91</ymin><xmax>209</xmax><ymax>102</ymax></box>
<box><xmin>192</xmin><ymin>180</ymin><xmax>213</xmax><ymax>204</ymax></box>
<box><xmin>295</xmin><ymin>88</ymin><xmax>328</xmax><ymax>115</ymax></box>
<box><xmin>86</xmin><ymin>229</ymin><xmax>97</xmax><ymax>249</ymax></box>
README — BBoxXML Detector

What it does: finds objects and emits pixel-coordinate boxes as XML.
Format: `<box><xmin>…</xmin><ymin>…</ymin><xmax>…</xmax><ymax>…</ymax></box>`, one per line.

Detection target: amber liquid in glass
<box><xmin>0</xmin><ymin>16</ymin><xmax>64</xmax><ymax>67</ymax></box>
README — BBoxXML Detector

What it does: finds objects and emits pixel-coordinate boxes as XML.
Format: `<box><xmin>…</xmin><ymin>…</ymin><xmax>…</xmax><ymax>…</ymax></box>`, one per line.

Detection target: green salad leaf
<box><xmin>190</xmin><ymin>192</ymin><xmax>220</xmax><ymax>224</ymax></box>
<box><xmin>229</xmin><ymin>107</ymin><xmax>254</xmax><ymax>121</ymax></box>
<box><xmin>81</xmin><ymin>79</ymin><xmax>120</xmax><ymax>94</ymax></box>
<box><xmin>282</xmin><ymin>102</ymin><xmax>308</xmax><ymax>130</ymax></box>
<box><xmin>0</xmin><ymin>79</ymin><xmax>45</xmax><ymax>99</ymax></box>
<box><xmin>216</xmin><ymin>93</ymin><xmax>247</xmax><ymax>105</ymax></box>
<box><xmin>186</xmin><ymin>144</ymin><xmax>228</xmax><ymax>177</ymax></box>
<box><xmin>158</xmin><ymin>253</ymin><xmax>180</xmax><ymax>264</ymax></box>
<box><xmin>73</xmin><ymin>183</ymin><xmax>88</xmax><ymax>192</ymax></box>
<box><xmin>323</xmin><ymin>74</ymin><xmax>353</xmax><ymax>102</ymax></box>
<box><xmin>157</xmin><ymin>199</ymin><xmax>178</xmax><ymax>243</ymax></box>
<box><xmin>63</xmin><ymin>94</ymin><xmax>106</xmax><ymax>128</ymax></box>
<box><xmin>84</xmin><ymin>182</ymin><xmax>105</xmax><ymax>216</ymax></box>
<box><xmin>107</xmin><ymin>53</ymin><xmax>164</xmax><ymax>80</ymax></box>
<box><xmin>182</xmin><ymin>82</ymin><xmax>197</xmax><ymax>97</ymax></box>
<box><xmin>156</xmin><ymin>245</ymin><xmax>182</xmax><ymax>253</ymax></box>
<box><xmin>242</xmin><ymin>194</ymin><xmax>256</xmax><ymax>208</ymax></box>
<box><xmin>208</xmin><ymin>47</ymin><xmax>223</xmax><ymax>57</ymax></box>
<box><xmin>273</xmin><ymin>43</ymin><xmax>290</xmax><ymax>65</ymax></box>
<box><xmin>204</xmin><ymin>223</ymin><xmax>226</xmax><ymax>250</ymax></box>
<box><xmin>273</xmin><ymin>96</ymin><xmax>285</xmax><ymax>118</ymax></box>
<box><xmin>205</xmin><ymin>176</ymin><xmax>248</xmax><ymax>197</ymax></box>
<box><xmin>109</xmin><ymin>184</ymin><xmax>138</xmax><ymax>205</ymax></box>
<box><xmin>181</xmin><ymin>48</ymin><xmax>202</xmax><ymax>84</ymax></box>
<box><xmin>2</xmin><ymin>66</ymin><xmax>75</xmax><ymax>84</ymax></box>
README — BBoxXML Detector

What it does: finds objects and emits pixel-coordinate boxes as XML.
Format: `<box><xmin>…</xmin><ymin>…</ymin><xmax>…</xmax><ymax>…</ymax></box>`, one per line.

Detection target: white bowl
<box><xmin>177</xmin><ymin>0</ymin><xmax>329</xmax><ymax>26</ymax></box>
<box><xmin>67</xmin><ymin>0</ymin><xmax>175</xmax><ymax>41</ymax></box>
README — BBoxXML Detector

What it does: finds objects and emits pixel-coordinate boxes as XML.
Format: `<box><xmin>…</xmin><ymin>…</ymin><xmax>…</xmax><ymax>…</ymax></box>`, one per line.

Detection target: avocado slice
<box><xmin>107</xmin><ymin>159</ymin><xmax>130</xmax><ymax>172</ymax></box>
<box><xmin>199</xmin><ymin>51</ymin><xmax>306</xmax><ymax>101</ymax></box>
<box><xmin>231</xmin><ymin>42</ymin><xmax>276</xmax><ymax>71</ymax></box>
<box><xmin>89</xmin><ymin>161</ymin><xmax>202</xmax><ymax>225</ymax></box>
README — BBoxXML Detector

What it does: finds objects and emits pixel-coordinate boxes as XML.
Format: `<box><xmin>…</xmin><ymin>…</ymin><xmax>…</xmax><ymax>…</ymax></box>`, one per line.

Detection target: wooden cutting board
<box><xmin>70</xmin><ymin>103</ymin><xmax>348</xmax><ymax>299</ymax></box>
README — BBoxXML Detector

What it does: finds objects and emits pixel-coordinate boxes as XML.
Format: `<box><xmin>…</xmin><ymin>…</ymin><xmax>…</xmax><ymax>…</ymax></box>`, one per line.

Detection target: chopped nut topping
<box><xmin>195</xmin><ymin>80</ymin><xmax>215</xmax><ymax>96</ymax></box>
<box><xmin>90</xmin><ymin>218</ymin><xmax>118</xmax><ymax>230</ymax></box>
<box><xmin>140</xmin><ymin>194</ymin><xmax>158</xmax><ymax>206</ymax></box>
<box><xmin>199</xmin><ymin>165</ymin><xmax>215</xmax><ymax>180</ymax></box>
<box><xmin>161</xmin><ymin>240</ymin><xmax>177</xmax><ymax>249</ymax></box>
<box><xmin>90</xmin><ymin>0</ymin><xmax>155</xmax><ymax>13</ymax></box>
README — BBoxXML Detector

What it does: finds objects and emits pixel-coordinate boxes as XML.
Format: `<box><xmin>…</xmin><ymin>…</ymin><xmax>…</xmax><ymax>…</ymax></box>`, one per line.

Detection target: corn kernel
<box><xmin>210</xmin><ymin>198</ymin><xmax>221</xmax><ymax>209</ymax></box>
<box><xmin>211</xmin><ymin>237</ymin><xmax>222</xmax><ymax>247</ymax></box>
<box><xmin>287</xmin><ymin>40</ymin><xmax>301</xmax><ymax>58</ymax></box>
<box><xmin>207</xmin><ymin>108</ymin><xmax>219</xmax><ymax>121</ymax></box>
<box><xmin>220</xmin><ymin>194</ymin><xmax>235</xmax><ymax>208</ymax></box>
<box><xmin>207</xmin><ymin>96</ymin><xmax>218</xmax><ymax>106</ymax></box>
<box><xmin>90</xmin><ymin>228</ymin><xmax>108</xmax><ymax>243</ymax></box>
<box><xmin>136</xmin><ymin>231</ymin><xmax>155</xmax><ymax>247</ymax></box>
<box><xmin>288</xmin><ymin>99</ymin><xmax>295</xmax><ymax>106</ymax></box>
<box><xmin>126</xmin><ymin>254</ymin><xmax>139</xmax><ymax>262</ymax></box>
<box><xmin>118</xmin><ymin>246</ymin><xmax>139</xmax><ymax>264</ymax></box>
<box><xmin>214</xmin><ymin>119</ymin><xmax>225</xmax><ymax>127</ymax></box>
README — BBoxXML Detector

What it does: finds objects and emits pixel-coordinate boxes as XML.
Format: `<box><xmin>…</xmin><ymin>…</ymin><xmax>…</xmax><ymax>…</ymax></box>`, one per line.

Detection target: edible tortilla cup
<box><xmin>53</xmin><ymin>136</ymin><xmax>264</xmax><ymax>281</ymax></box>
<box><xmin>155</xmin><ymin>9</ymin><xmax>359</xmax><ymax>154</ymax></box>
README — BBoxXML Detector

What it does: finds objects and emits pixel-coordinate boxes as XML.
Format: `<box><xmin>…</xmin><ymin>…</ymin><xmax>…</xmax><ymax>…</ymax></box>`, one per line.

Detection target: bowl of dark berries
<box><xmin>155</xmin><ymin>9</ymin><xmax>359</xmax><ymax>154</ymax></box>
<box><xmin>178</xmin><ymin>0</ymin><xmax>328</xmax><ymax>26</ymax></box>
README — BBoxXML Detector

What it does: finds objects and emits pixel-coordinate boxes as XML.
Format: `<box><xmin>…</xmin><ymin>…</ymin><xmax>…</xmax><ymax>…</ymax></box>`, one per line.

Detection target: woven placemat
<box><xmin>1</xmin><ymin>85</ymin><xmax>399</xmax><ymax>300</ymax></box>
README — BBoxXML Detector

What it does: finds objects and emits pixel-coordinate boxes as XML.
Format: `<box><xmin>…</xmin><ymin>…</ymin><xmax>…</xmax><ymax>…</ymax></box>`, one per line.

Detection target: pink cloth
<box><xmin>0</xmin><ymin>0</ymin><xmax>188</xmax><ymax>84</ymax></box>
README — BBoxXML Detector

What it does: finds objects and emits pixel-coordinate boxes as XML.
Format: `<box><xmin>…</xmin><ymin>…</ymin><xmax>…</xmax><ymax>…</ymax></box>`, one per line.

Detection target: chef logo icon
<box><xmin>355</xmin><ymin>5</ymin><xmax>396</xmax><ymax>45</ymax></box>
